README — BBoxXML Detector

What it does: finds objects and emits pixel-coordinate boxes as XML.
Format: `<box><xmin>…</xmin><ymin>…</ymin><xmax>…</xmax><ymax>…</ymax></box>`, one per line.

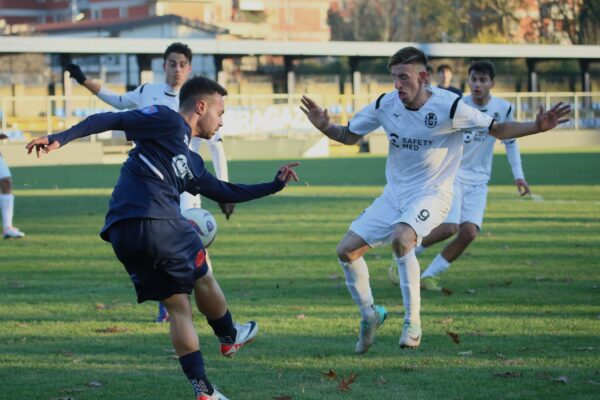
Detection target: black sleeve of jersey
<box><xmin>185</xmin><ymin>154</ymin><xmax>285</xmax><ymax>203</ymax></box>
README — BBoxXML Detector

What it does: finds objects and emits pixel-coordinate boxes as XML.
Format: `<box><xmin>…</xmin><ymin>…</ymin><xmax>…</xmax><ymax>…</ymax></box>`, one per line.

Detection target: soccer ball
<box><xmin>182</xmin><ymin>208</ymin><xmax>217</xmax><ymax>248</ymax></box>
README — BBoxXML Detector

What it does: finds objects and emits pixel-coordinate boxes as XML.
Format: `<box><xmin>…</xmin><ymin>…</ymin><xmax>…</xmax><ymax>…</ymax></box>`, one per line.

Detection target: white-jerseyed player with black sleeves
<box><xmin>66</xmin><ymin>42</ymin><xmax>234</xmax><ymax>323</ymax></box>
<box><xmin>301</xmin><ymin>47</ymin><xmax>570</xmax><ymax>353</ymax></box>
<box><xmin>417</xmin><ymin>60</ymin><xmax>531</xmax><ymax>291</ymax></box>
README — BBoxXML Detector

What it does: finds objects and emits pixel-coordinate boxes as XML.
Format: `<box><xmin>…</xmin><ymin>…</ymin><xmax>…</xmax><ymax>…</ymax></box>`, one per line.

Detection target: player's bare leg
<box><xmin>162</xmin><ymin>293</ymin><xmax>228</xmax><ymax>399</ymax></box>
<box><xmin>421</xmin><ymin>222</ymin><xmax>478</xmax><ymax>288</ymax></box>
<box><xmin>193</xmin><ymin>271</ymin><xmax>258</xmax><ymax>358</ymax></box>
<box><xmin>391</xmin><ymin>223</ymin><xmax>422</xmax><ymax>349</ymax></box>
<box><xmin>337</xmin><ymin>231</ymin><xmax>387</xmax><ymax>354</ymax></box>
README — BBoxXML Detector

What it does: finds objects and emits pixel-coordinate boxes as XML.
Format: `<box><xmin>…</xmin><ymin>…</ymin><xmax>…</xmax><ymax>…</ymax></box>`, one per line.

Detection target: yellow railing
<box><xmin>1</xmin><ymin>92</ymin><xmax>598</xmax><ymax>139</ymax></box>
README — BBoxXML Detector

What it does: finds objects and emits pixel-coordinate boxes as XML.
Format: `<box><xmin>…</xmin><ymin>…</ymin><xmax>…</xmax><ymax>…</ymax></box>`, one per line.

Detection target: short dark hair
<box><xmin>437</xmin><ymin>64</ymin><xmax>452</xmax><ymax>74</ymax></box>
<box><xmin>179</xmin><ymin>75</ymin><xmax>228</xmax><ymax>111</ymax></box>
<box><xmin>468</xmin><ymin>60</ymin><xmax>496</xmax><ymax>80</ymax></box>
<box><xmin>387</xmin><ymin>46</ymin><xmax>428</xmax><ymax>70</ymax></box>
<box><xmin>164</xmin><ymin>42</ymin><xmax>193</xmax><ymax>63</ymax></box>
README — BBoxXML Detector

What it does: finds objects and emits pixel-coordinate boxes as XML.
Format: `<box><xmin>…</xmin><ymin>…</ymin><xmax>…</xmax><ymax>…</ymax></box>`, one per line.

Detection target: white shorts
<box><xmin>349</xmin><ymin>192</ymin><xmax>452</xmax><ymax>247</ymax></box>
<box><xmin>444</xmin><ymin>181</ymin><xmax>488</xmax><ymax>229</ymax></box>
<box><xmin>0</xmin><ymin>155</ymin><xmax>11</xmax><ymax>179</ymax></box>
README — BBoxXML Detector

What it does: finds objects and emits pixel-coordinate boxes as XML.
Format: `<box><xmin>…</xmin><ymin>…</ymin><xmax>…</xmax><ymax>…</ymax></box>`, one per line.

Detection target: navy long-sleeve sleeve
<box><xmin>185</xmin><ymin>153</ymin><xmax>284</xmax><ymax>203</ymax></box>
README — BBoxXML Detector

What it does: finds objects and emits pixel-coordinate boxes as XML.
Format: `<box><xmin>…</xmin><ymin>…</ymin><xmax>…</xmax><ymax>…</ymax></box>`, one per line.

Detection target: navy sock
<box><xmin>179</xmin><ymin>350</ymin><xmax>213</xmax><ymax>396</ymax></box>
<box><xmin>207</xmin><ymin>309</ymin><xmax>237</xmax><ymax>343</ymax></box>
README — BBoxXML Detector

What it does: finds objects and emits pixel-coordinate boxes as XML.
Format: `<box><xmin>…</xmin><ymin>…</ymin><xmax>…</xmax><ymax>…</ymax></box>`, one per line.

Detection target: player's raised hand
<box><xmin>515</xmin><ymin>178</ymin><xmax>531</xmax><ymax>196</ymax></box>
<box><xmin>0</xmin><ymin>133</ymin><xmax>8</xmax><ymax>140</ymax></box>
<box><xmin>276</xmin><ymin>162</ymin><xmax>300</xmax><ymax>184</ymax></box>
<box><xmin>25</xmin><ymin>136</ymin><xmax>61</xmax><ymax>158</ymax></box>
<box><xmin>300</xmin><ymin>95</ymin><xmax>330</xmax><ymax>132</ymax></box>
<box><xmin>65</xmin><ymin>64</ymin><xmax>87</xmax><ymax>85</ymax></box>
<box><xmin>535</xmin><ymin>102</ymin><xmax>570</xmax><ymax>132</ymax></box>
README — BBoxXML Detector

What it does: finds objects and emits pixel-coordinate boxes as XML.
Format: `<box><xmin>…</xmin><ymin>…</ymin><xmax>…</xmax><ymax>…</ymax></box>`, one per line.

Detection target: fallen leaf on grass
<box><xmin>95</xmin><ymin>326</ymin><xmax>128</xmax><ymax>334</ymax></box>
<box><xmin>441</xmin><ymin>287</ymin><xmax>453</xmax><ymax>295</ymax></box>
<box><xmin>16</xmin><ymin>322</ymin><xmax>29</xmax><ymax>328</ymax></box>
<box><xmin>375</xmin><ymin>375</ymin><xmax>387</xmax><ymax>385</ymax></box>
<box><xmin>338</xmin><ymin>373</ymin><xmax>357</xmax><ymax>392</ymax></box>
<box><xmin>295</xmin><ymin>314</ymin><xmax>306</xmax><ymax>319</ymax></box>
<box><xmin>87</xmin><ymin>381</ymin><xmax>102</xmax><ymax>388</ymax></box>
<box><xmin>493</xmin><ymin>371</ymin><xmax>523</xmax><ymax>378</ymax></box>
<box><xmin>464</xmin><ymin>289</ymin><xmax>476</xmax><ymax>294</ymax></box>
<box><xmin>458</xmin><ymin>350</ymin><xmax>473</xmax><ymax>356</ymax></box>
<box><xmin>575</xmin><ymin>347</ymin><xmax>594</xmax><ymax>351</ymax></box>
<box><xmin>399</xmin><ymin>365</ymin><xmax>421</xmax><ymax>372</ymax></box>
<box><xmin>447</xmin><ymin>331</ymin><xmax>460</xmax><ymax>344</ymax></box>
<box><xmin>321</xmin><ymin>369</ymin><xmax>337</xmax><ymax>380</ymax></box>
<box><xmin>439</xmin><ymin>318</ymin><xmax>453</xmax><ymax>325</ymax></box>
<box><xmin>588</xmin><ymin>380</ymin><xmax>600</xmax><ymax>385</ymax></box>
<box><xmin>553</xmin><ymin>376</ymin><xmax>570</xmax><ymax>384</ymax></box>
<box><xmin>328</xmin><ymin>274</ymin><xmax>342</xmax><ymax>280</ymax></box>
<box><xmin>534</xmin><ymin>276</ymin><xmax>546</xmax><ymax>281</ymax></box>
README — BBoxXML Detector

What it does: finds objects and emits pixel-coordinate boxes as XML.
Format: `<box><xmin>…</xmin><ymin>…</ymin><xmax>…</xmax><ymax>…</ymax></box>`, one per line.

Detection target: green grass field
<box><xmin>1</xmin><ymin>153</ymin><xmax>599</xmax><ymax>400</ymax></box>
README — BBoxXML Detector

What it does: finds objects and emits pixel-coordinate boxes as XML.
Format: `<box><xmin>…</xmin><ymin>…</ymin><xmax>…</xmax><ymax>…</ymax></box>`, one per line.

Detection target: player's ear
<box><xmin>490</xmin><ymin>79</ymin><xmax>496</xmax><ymax>89</ymax></box>
<box><xmin>195</xmin><ymin>99</ymin><xmax>206</xmax><ymax>115</ymax></box>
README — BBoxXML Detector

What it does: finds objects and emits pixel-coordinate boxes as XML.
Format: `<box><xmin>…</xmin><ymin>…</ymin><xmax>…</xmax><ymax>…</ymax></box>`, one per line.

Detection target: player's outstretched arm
<box><xmin>490</xmin><ymin>102</ymin><xmax>570</xmax><ymax>140</ymax></box>
<box><xmin>187</xmin><ymin>161</ymin><xmax>300</xmax><ymax>204</ymax></box>
<box><xmin>300</xmin><ymin>95</ymin><xmax>362</xmax><ymax>145</ymax></box>
<box><xmin>65</xmin><ymin>64</ymin><xmax>101</xmax><ymax>94</ymax></box>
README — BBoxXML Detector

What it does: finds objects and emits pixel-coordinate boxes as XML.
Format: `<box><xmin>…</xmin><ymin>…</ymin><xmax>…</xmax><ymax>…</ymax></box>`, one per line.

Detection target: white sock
<box><xmin>0</xmin><ymin>194</ymin><xmax>14</xmax><ymax>230</ymax></box>
<box><xmin>414</xmin><ymin>245</ymin><xmax>425</xmax><ymax>255</ymax></box>
<box><xmin>339</xmin><ymin>257</ymin><xmax>375</xmax><ymax>321</ymax></box>
<box><xmin>395</xmin><ymin>250</ymin><xmax>421</xmax><ymax>326</ymax></box>
<box><xmin>421</xmin><ymin>254</ymin><xmax>451</xmax><ymax>279</ymax></box>
<box><xmin>189</xmin><ymin>136</ymin><xmax>203</xmax><ymax>154</ymax></box>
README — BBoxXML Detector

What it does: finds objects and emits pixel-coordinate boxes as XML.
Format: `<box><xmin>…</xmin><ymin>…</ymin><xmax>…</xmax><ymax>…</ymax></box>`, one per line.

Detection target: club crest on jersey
<box><xmin>493</xmin><ymin>112</ymin><xmax>500</xmax><ymax>121</ymax></box>
<box><xmin>140</xmin><ymin>105</ymin><xmax>158</xmax><ymax>114</ymax></box>
<box><xmin>172</xmin><ymin>154</ymin><xmax>194</xmax><ymax>180</ymax></box>
<box><xmin>389</xmin><ymin>133</ymin><xmax>400</xmax><ymax>148</ymax></box>
<box><xmin>424</xmin><ymin>113</ymin><xmax>437</xmax><ymax>128</ymax></box>
<box><xmin>463</xmin><ymin>131</ymin><xmax>473</xmax><ymax>143</ymax></box>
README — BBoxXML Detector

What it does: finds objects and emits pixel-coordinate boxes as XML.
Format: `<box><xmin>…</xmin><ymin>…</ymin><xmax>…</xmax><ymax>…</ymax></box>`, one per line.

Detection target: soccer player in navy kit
<box><xmin>66</xmin><ymin>42</ymin><xmax>233</xmax><ymax>323</ymax></box>
<box><xmin>27</xmin><ymin>76</ymin><xmax>299</xmax><ymax>400</ymax></box>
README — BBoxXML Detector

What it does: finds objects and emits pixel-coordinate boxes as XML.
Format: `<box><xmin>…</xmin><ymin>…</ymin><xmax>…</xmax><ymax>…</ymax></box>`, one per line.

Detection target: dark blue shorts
<box><xmin>105</xmin><ymin>218</ymin><xmax>209</xmax><ymax>303</ymax></box>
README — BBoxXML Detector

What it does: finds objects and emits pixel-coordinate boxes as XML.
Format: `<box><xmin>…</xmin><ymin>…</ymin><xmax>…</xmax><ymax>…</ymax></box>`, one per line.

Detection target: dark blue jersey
<box><xmin>48</xmin><ymin>105</ymin><xmax>285</xmax><ymax>240</ymax></box>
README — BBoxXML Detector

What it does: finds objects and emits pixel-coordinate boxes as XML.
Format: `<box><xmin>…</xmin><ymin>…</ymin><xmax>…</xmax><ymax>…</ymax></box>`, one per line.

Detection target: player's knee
<box><xmin>336</xmin><ymin>241</ymin><xmax>361</xmax><ymax>262</ymax></box>
<box><xmin>391</xmin><ymin>227</ymin><xmax>417</xmax><ymax>256</ymax></box>
<box><xmin>0</xmin><ymin>177</ymin><xmax>11</xmax><ymax>193</ymax></box>
<box><xmin>445</xmin><ymin>224</ymin><xmax>459</xmax><ymax>236</ymax></box>
<box><xmin>458</xmin><ymin>224</ymin><xmax>478</xmax><ymax>243</ymax></box>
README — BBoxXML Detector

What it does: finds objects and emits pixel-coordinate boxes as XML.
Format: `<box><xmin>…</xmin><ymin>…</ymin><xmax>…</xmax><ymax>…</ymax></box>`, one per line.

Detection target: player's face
<box><xmin>468</xmin><ymin>71</ymin><xmax>495</xmax><ymax>103</ymax></box>
<box><xmin>196</xmin><ymin>93</ymin><xmax>225</xmax><ymax>140</ymax></box>
<box><xmin>391</xmin><ymin>63</ymin><xmax>427</xmax><ymax>106</ymax></box>
<box><xmin>163</xmin><ymin>52</ymin><xmax>191</xmax><ymax>88</ymax></box>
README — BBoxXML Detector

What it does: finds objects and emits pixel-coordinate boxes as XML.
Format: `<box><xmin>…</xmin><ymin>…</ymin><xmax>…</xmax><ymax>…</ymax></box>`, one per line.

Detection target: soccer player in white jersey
<box><xmin>66</xmin><ymin>43</ymin><xmax>234</xmax><ymax>323</ymax></box>
<box><xmin>0</xmin><ymin>133</ymin><xmax>25</xmax><ymax>238</ymax></box>
<box><xmin>417</xmin><ymin>60</ymin><xmax>530</xmax><ymax>291</ymax></box>
<box><xmin>301</xmin><ymin>47</ymin><xmax>570</xmax><ymax>352</ymax></box>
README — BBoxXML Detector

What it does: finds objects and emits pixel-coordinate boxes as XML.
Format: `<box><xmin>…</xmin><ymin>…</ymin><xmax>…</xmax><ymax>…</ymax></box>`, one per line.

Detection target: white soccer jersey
<box><xmin>97</xmin><ymin>83</ymin><xmax>223</xmax><ymax>142</ymax></box>
<box><xmin>349</xmin><ymin>87</ymin><xmax>494</xmax><ymax>203</ymax></box>
<box><xmin>455</xmin><ymin>95</ymin><xmax>523</xmax><ymax>185</ymax></box>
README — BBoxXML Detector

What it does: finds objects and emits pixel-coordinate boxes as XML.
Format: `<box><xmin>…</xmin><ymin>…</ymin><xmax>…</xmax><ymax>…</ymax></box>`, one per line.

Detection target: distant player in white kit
<box><xmin>0</xmin><ymin>133</ymin><xmax>25</xmax><ymax>238</ymax></box>
<box><xmin>301</xmin><ymin>47</ymin><xmax>570</xmax><ymax>353</ymax></box>
<box><xmin>66</xmin><ymin>42</ymin><xmax>234</xmax><ymax>322</ymax></box>
<box><xmin>418</xmin><ymin>60</ymin><xmax>530</xmax><ymax>291</ymax></box>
